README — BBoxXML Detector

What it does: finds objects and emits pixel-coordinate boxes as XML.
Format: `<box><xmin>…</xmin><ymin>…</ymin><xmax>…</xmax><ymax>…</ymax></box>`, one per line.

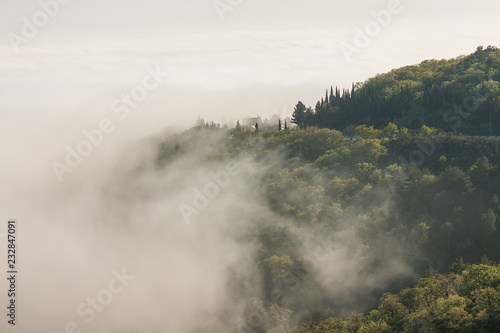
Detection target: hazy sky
<box><xmin>0</xmin><ymin>0</ymin><xmax>498</xmax><ymax>167</ymax></box>
<box><xmin>1</xmin><ymin>0</ymin><xmax>498</xmax><ymax>131</ymax></box>
<box><xmin>0</xmin><ymin>1</ymin><xmax>499</xmax><ymax>332</ymax></box>
<box><xmin>0</xmin><ymin>0</ymin><xmax>498</xmax><ymax>179</ymax></box>
<box><xmin>0</xmin><ymin>0</ymin><xmax>497</xmax><ymax>193</ymax></box>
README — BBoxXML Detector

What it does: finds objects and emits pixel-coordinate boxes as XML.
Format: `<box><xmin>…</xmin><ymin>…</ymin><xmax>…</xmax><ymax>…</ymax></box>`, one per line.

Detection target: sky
<box><xmin>1</xmin><ymin>1</ymin><xmax>499</xmax><ymax>134</ymax></box>
<box><xmin>0</xmin><ymin>0</ymin><xmax>497</xmax><ymax>173</ymax></box>
<box><xmin>0</xmin><ymin>1</ymin><xmax>500</xmax><ymax>332</ymax></box>
<box><xmin>1</xmin><ymin>0</ymin><xmax>499</xmax><ymax>226</ymax></box>
<box><xmin>0</xmin><ymin>1</ymin><xmax>499</xmax><ymax>222</ymax></box>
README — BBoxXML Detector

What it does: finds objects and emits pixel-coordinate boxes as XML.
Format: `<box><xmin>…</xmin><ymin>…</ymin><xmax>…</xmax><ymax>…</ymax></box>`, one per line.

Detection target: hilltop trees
<box><xmin>293</xmin><ymin>46</ymin><xmax>500</xmax><ymax>135</ymax></box>
<box><xmin>291</xmin><ymin>101</ymin><xmax>307</xmax><ymax>128</ymax></box>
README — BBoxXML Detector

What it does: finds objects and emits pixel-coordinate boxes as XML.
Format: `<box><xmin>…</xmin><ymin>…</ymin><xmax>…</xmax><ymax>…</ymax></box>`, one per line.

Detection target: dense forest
<box><xmin>157</xmin><ymin>122</ymin><xmax>500</xmax><ymax>332</ymax></box>
<box><xmin>291</xmin><ymin>46</ymin><xmax>500</xmax><ymax>135</ymax></box>
<box><xmin>147</xmin><ymin>46</ymin><xmax>500</xmax><ymax>332</ymax></box>
<box><xmin>294</xmin><ymin>262</ymin><xmax>500</xmax><ymax>332</ymax></box>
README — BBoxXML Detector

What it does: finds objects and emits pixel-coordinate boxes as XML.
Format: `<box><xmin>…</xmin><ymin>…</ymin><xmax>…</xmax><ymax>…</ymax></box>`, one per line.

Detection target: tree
<box><xmin>469</xmin><ymin>156</ymin><xmax>495</xmax><ymax>185</ymax></box>
<box><xmin>279</xmin><ymin>119</ymin><xmax>282</xmax><ymax>131</ymax></box>
<box><xmin>259</xmin><ymin>255</ymin><xmax>295</xmax><ymax>299</ymax></box>
<box><xmin>481</xmin><ymin>208</ymin><xmax>498</xmax><ymax>235</ymax></box>
<box><xmin>383</xmin><ymin>122</ymin><xmax>399</xmax><ymax>137</ymax></box>
<box><xmin>195</xmin><ymin>115</ymin><xmax>205</xmax><ymax>127</ymax></box>
<box><xmin>418</xmin><ymin>125</ymin><xmax>435</xmax><ymax>138</ymax></box>
<box><xmin>344</xmin><ymin>125</ymin><xmax>356</xmax><ymax>139</ymax></box>
<box><xmin>354</xmin><ymin>125</ymin><xmax>382</xmax><ymax>139</ymax></box>
<box><xmin>438</xmin><ymin>166</ymin><xmax>473</xmax><ymax>194</ymax></box>
<box><xmin>291</xmin><ymin>102</ymin><xmax>307</xmax><ymax>128</ymax></box>
<box><xmin>371</xmin><ymin>293</ymin><xmax>407</xmax><ymax>331</ymax></box>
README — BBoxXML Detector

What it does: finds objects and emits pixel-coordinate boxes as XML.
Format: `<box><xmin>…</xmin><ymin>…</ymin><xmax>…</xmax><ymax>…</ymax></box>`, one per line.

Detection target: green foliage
<box><xmin>293</xmin><ymin>263</ymin><xmax>500</xmax><ymax>332</ymax></box>
<box><xmin>418</xmin><ymin>125</ymin><xmax>435</xmax><ymax>138</ymax></box>
<box><xmin>469</xmin><ymin>156</ymin><xmax>496</xmax><ymax>185</ymax></box>
<box><xmin>295</xmin><ymin>46</ymin><xmax>500</xmax><ymax>135</ymax></box>
<box><xmin>355</xmin><ymin>125</ymin><xmax>382</xmax><ymax>139</ymax></box>
<box><xmin>285</xmin><ymin>128</ymin><xmax>344</xmax><ymax>161</ymax></box>
<box><xmin>383</xmin><ymin>122</ymin><xmax>399</xmax><ymax>137</ymax></box>
<box><xmin>292</xmin><ymin>101</ymin><xmax>307</xmax><ymax>128</ymax></box>
<box><xmin>156</xmin><ymin>125</ymin><xmax>500</xmax><ymax>331</ymax></box>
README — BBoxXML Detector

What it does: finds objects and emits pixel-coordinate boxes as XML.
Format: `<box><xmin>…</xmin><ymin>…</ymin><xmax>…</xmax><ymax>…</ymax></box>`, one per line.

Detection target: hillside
<box><xmin>156</xmin><ymin>125</ymin><xmax>500</xmax><ymax>331</ymax></box>
<box><xmin>292</xmin><ymin>46</ymin><xmax>500</xmax><ymax>135</ymax></box>
<box><xmin>293</xmin><ymin>262</ymin><xmax>500</xmax><ymax>332</ymax></box>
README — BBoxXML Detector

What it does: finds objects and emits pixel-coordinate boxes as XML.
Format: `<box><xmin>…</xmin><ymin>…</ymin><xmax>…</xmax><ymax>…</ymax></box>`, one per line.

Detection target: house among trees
<box><xmin>242</xmin><ymin>117</ymin><xmax>259</xmax><ymax>127</ymax></box>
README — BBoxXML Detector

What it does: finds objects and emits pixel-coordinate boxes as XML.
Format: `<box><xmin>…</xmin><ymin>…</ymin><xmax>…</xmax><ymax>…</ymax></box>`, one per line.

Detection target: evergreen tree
<box><xmin>290</xmin><ymin>47</ymin><xmax>500</xmax><ymax>134</ymax></box>
<box><xmin>291</xmin><ymin>101</ymin><xmax>307</xmax><ymax>128</ymax></box>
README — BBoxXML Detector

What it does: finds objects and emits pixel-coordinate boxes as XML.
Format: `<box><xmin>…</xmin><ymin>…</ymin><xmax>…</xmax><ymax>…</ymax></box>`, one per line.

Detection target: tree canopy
<box><xmin>292</xmin><ymin>46</ymin><xmax>500</xmax><ymax>136</ymax></box>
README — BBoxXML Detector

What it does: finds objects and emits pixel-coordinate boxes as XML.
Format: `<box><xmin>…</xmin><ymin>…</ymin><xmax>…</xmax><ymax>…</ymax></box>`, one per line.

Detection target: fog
<box><xmin>1</xmin><ymin>0</ymin><xmax>499</xmax><ymax>332</ymax></box>
<box><xmin>0</xmin><ymin>126</ymin><xmax>413</xmax><ymax>332</ymax></box>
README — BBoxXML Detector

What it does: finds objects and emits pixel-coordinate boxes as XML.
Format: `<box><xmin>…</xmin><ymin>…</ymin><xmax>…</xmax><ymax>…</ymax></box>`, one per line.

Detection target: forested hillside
<box><xmin>294</xmin><ymin>262</ymin><xmax>500</xmax><ymax>332</ymax></box>
<box><xmin>292</xmin><ymin>46</ymin><xmax>500</xmax><ymax>135</ymax></box>
<box><xmin>157</xmin><ymin>124</ymin><xmax>500</xmax><ymax>332</ymax></box>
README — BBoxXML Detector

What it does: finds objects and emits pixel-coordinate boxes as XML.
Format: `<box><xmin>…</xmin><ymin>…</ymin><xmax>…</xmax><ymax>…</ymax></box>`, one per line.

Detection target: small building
<box><xmin>242</xmin><ymin>117</ymin><xmax>259</xmax><ymax>127</ymax></box>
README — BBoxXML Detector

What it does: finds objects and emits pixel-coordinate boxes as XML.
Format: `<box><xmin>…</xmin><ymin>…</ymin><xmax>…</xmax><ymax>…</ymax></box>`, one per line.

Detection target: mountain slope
<box><xmin>293</xmin><ymin>46</ymin><xmax>500</xmax><ymax>135</ymax></box>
